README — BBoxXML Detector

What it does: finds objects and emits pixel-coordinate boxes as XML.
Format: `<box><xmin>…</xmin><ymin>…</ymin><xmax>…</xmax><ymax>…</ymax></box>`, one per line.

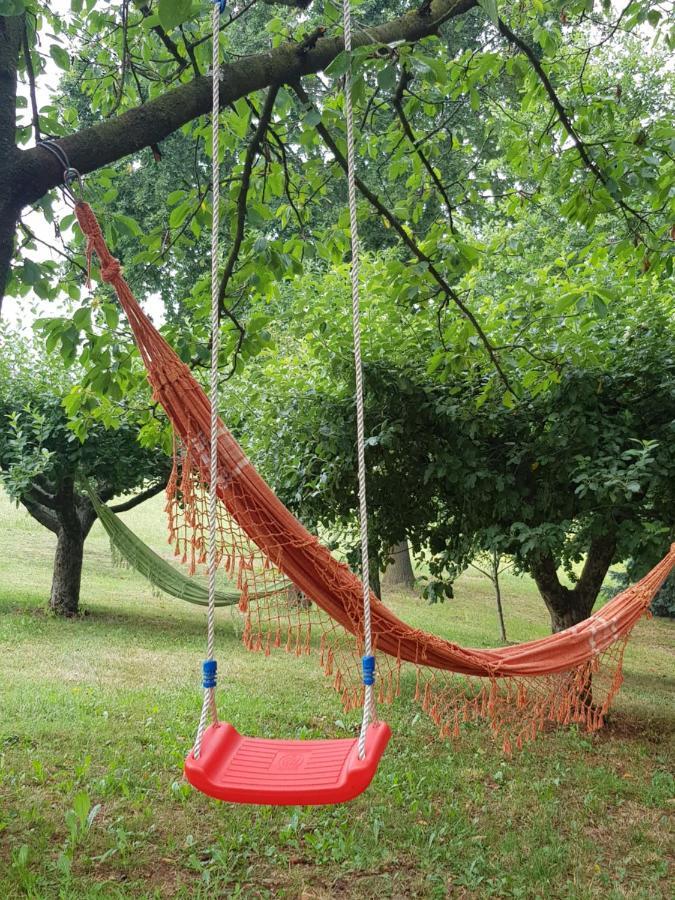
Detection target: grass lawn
<box><xmin>0</xmin><ymin>491</ymin><xmax>673</xmax><ymax>898</ymax></box>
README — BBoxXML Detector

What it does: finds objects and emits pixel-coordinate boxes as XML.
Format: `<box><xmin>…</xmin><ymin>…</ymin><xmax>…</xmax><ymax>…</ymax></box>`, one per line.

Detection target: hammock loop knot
<box><xmin>101</xmin><ymin>258</ymin><xmax>123</xmax><ymax>284</ymax></box>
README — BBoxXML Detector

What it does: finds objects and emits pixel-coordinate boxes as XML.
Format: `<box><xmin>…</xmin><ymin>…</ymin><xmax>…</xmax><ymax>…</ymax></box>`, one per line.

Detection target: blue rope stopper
<box><xmin>362</xmin><ymin>655</ymin><xmax>376</xmax><ymax>686</ymax></box>
<box><xmin>213</xmin><ymin>0</ymin><xmax>226</xmax><ymax>12</ymax></box>
<box><xmin>202</xmin><ymin>659</ymin><xmax>218</xmax><ymax>689</ymax></box>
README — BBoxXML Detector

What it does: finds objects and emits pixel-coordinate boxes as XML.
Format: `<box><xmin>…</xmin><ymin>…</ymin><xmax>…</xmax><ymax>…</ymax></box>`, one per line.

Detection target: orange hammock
<box><xmin>75</xmin><ymin>201</ymin><xmax>675</xmax><ymax>752</ymax></box>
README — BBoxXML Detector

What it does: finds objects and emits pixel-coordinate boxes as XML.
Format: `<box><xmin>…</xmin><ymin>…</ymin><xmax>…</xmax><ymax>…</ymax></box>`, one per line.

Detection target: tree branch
<box><xmin>393</xmin><ymin>68</ymin><xmax>455</xmax><ymax>230</ymax></box>
<box><xmin>138</xmin><ymin>3</ymin><xmax>188</xmax><ymax>71</ymax></box>
<box><xmin>0</xmin><ymin>14</ymin><xmax>21</xmax><ymax>155</ymax></box>
<box><xmin>217</xmin><ymin>84</ymin><xmax>279</xmax><ymax>377</ymax></box>
<box><xmin>0</xmin><ymin>13</ymin><xmax>24</xmax><ymax>310</ymax></box>
<box><xmin>262</xmin><ymin>0</ymin><xmax>314</xmax><ymax>7</ymax></box>
<box><xmin>497</xmin><ymin>17</ymin><xmax>650</xmax><ymax>232</ymax></box>
<box><xmin>292</xmin><ymin>81</ymin><xmax>514</xmax><ymax>394</ymax></box>
<box><xmin>108</xmin><ymin>479</ymin><xmax>167</xmax><ymax>513</ymax></box>
<box><xmin>13</xmin><ymin>0</ymin><xmax>476</xmax><ymax>210</ymax></box>
<box><xmin>21</xmin><ymin>17</ymin><xmax>40</xmax><ymax>144</ymax></box>
<box><xmin>21</xmin><ymin>495</ymin><xmax>59</xmax><ymax>533</ymax></box>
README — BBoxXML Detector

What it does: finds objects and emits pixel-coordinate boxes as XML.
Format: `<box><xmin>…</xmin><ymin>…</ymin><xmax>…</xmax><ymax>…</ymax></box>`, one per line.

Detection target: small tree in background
<box><xmin>0</xmin><ymin>331</ymin><xmax>169</xmax><ymax>616</ymax></box>
<box><xmin>469</xmin><ymin>551</ymin><xmax>513</xmax><ymax>642</ymax></box>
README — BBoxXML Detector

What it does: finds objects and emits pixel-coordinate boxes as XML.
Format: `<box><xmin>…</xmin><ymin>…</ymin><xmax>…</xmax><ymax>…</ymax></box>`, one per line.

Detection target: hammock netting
<box><xmin>82</xmin><ymin>478</ymin><xmax>241</xmax><ymax>607</ymax></box>
<box><xmin>75</xmin><ymin>201</ymin><xmax>675</xmax><ymax>753</ymax></box>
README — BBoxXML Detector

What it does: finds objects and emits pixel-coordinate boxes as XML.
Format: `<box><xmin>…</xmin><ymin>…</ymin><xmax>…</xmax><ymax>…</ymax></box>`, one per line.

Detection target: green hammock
<box><xmin>83</xmin><ymin>480</ymin><xmax>241</xmax><ymax>607</ymax></box>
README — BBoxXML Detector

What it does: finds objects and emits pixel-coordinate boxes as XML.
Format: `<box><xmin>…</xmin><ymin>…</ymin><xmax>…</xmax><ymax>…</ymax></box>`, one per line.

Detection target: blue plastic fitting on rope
<box><xmin>213</xmin><ymin>0</ymin><xmax>226</xmax><ymax>12</ymax></box>
<box><xmin>362</xmin><ymin>655</ymin><xmax>376</xmax><ymax>686</ymax></box>
<box><xmin>202</xmin><ymin>659</ymin><xmax>218</xmax><ymax>689</ymax></box>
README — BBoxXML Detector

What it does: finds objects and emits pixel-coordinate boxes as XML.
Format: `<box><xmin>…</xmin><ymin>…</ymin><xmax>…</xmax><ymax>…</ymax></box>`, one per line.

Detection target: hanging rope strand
<box><xmin>194</xmin><ymin>0</ymin><xmax>222</xmax><ymax>760</ymax></box>
<box><xmin>340</xmin><ymin>0</ymin><xmax>375</xmax><ymax>760</ymax></box>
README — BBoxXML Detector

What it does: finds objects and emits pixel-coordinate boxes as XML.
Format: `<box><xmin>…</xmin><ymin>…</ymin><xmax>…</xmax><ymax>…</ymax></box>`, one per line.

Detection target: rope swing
<box><xmin>182</xmin><ymin>0</ymin><xmax>390</xmax><ymax>802</ymax></box>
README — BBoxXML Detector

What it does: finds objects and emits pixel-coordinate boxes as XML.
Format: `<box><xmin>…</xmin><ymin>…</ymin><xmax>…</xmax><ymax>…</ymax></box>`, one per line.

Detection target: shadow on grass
<box><xmin>0</xmin><ymin>592</ymin><xmax>244</xmax><ymax>647</ymax></box>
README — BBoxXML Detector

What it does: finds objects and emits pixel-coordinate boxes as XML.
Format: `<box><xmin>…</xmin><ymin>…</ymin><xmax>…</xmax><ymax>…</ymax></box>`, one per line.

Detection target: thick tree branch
<box><xmin>262</xmin><ymin>0</ymin><xmax>314</xmax><ymax>7</ymax></box>
<box><xmin>575</xmin><ymin>533</ymin><xmax>617</xmax><ymax>604</ymax></box>
<box><xmin>21</xmin><ymin>496</ymin><xmax>59</xmax><ymax>533</ymax></box>
<box><xmin>21</xmin><ymin>18</ymin><xmax>40</xmax><ymax>144</ymax></box>
<box><xmin>0</xmin><ymin>14</ymin><xmax>23</xmax><ymax>308</ymax></box>
<box><xmin>26</xmin><ymin>483</ymin><xmax>59</xmax><ymax>510</ymax></box>
<box><xmin>292</xmin><ymin>81</ymin><xmax>514</xmax><ymax>394</ymax></box>
<box><xmin>14</xmin><ymin>0</ymin><xmax>476</xmax><ymax>210</ymax></box>
<box><xmin>0</xmin><ymin>14</ymin><xmax>21</xmax><ymax>154</ymax></box>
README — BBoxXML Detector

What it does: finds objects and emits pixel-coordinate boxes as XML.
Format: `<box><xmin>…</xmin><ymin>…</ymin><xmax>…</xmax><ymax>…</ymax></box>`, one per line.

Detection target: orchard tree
<box><xmin>0</xmin><ymin>330</ymin><xmax>169</xmax><ymax>615</ymax></box>
<box><xmin>229</xmin><ymin>262</ymin><xmax>674</xmax><ymax>632</ymax></box>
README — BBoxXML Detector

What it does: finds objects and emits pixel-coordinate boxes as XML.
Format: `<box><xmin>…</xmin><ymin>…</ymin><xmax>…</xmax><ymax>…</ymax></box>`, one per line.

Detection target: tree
<box><xmin>0</xmin><ymin>330</ymin><xmax>169</xmax><ymax>615</ymax></box>
<box><xmin>469</xmin><ymin>550</ymin><xmax>511</xmax><ymax>642</ymax></box>
<box><xmin>1</xmin><ymin>0</ymin><xmax>672</xmax><ymax>377</ymax></box>
<box><xmin>236</xmin><ymin>279</ymin><xmax>674</xmax><ymax>631</ymax></box>
<box><xmin>0</xmin><ymin>1</ymin><xmax>672</xmax><ymax>623</ymax></box>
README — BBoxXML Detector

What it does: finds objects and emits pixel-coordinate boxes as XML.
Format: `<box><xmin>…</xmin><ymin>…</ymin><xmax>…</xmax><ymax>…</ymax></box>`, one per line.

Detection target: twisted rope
<box><xmin>194</xmin><ymin>0</ymin><xmax>222</xmax><ymax>759</ymax></box>
<box><xmin>340</xmin><ymin>0</ymin><xmax>375</xmax><ymax>760</ymax></box>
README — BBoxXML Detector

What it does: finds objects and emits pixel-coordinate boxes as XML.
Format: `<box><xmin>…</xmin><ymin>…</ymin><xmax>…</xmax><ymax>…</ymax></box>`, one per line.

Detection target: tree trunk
<box><xmin>381</xmin><ymin>540</ymin><xmax>415</xmax><ymax>591</ymax></box>
<box><xmin>529</xmin><ymin>535</ymin><xmax>617</xmax><ymax>632</ymax></box>
<box><xmin>545</xmin><ymin>593</ymin><xmax>595</xmax><ymax>633</ymax></box>
<box><xmin>49</xmin><ymin>525</ymin><xmax>85</xmax><ymax>617</ymax></box>
<box><xmin>0</xmin><ymin>14</ymin><xmax>22</xmax><ymax>309</ymax></box>
<box><xmin>0</xmin><ymin>209</ymin><xmax>15</xmax><ymax>305</ymax></box>
<box><xmin>492</xmin><ymin>554</ymin><xmax>507</xmax><ymax>643</ymax></box>
<box><xmin>368</xmin><ymin>551</ymin><xmax>381</xmax><ymax>600</ymax></box>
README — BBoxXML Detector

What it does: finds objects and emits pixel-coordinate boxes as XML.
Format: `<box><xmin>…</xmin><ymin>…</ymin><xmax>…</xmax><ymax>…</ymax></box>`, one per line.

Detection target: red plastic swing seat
<box><xmin>184</xmin><ymin>721</ymin><xmax>391</xmax><ymax>805</ymax></box>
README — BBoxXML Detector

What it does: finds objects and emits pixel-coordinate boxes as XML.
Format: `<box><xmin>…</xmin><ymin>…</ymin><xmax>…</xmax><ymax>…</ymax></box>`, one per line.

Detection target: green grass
<box><xmin>0</xmin><ymin>491</ymin><xmax>673</xmax><ymax>898</ymax></box>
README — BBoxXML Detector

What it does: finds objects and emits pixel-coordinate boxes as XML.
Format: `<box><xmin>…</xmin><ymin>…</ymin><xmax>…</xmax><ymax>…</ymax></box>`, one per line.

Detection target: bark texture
<box><xmin>530</xmin><ymin>535</ymin><xmax>617</xmax><ymax>632</ymax></box>
<box><xmin>0</xmin><ymin>14</ymin><xmax>22</xmax><ymax>305</ymax></box>
<box><xmin>381</xmin><ymin>540</ymin><xmax>416</xmax><ymax>591</ymax></box>
<box><xmin>49</xmin><ymin>525</ymin><xmax>85</xmax><ymax>617</ymax></box>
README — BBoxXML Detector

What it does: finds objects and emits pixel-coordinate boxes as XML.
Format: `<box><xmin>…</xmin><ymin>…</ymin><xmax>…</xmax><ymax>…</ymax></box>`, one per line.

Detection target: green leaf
<box><xmin>50</xmin><ymin>45</ymin><xmax>70</xmax><ymax>71</ymax></box>
<box><xmin>302</xmin><ymin>107</ymin><xmax>322</xmax><ymax>128</ymax></box>
<box><xmin>158</xmin><ymin>0</ymin><xmax>193</xmax><ymax>31</ymax></box>
<box><xmin>73</xmin><ymin>307</ymin><xmax>91</xmax><ymax>331</ymax></box>
<box><xmin>169</xmin><ymin>201</ymin><xmax>191</xmax><ymax>229</ymax></box>
<box><xmin>103</xmin><ymin>304</ymin><xmax>119</xmax><ymax>330</ymax></box>
<box><xmin>22</xmin><ymin>259</ymin><xmax>41</xmax><ymax>286</ymax></box>
<box><xmin>325</xmin><ymin>51</ymin><xmax>350</xmax><ymax>78</ymax></box>
<box><xmin>114</xmin><ymin>214</ymin><xmax>142</xmax><ymax>238</ymax></box>
<box><xmin>377</xmin><ymin>65</ymin><xmax>397</xmax><ymax>92</ymax></box>
<box><xmin>72</xmin><ymin>791</ymin><xmax>91</xmax><ymax>824</ymax></box>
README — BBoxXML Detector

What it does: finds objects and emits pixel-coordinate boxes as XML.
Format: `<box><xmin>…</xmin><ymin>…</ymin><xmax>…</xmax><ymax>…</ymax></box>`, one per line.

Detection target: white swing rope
<box><xmin>194</xmin><ymin>0</ymin><xmax>222</xmax><ymax>760</ymax></box>
<box><xmin>340</xmin><ymin>0</ymin><xmax>376</xmax><ymax>761</ymax></box>
<box><xmin>194</xmin><ymin>0</ymin><xmax>374</xmax><ymax>760</ymax></box>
